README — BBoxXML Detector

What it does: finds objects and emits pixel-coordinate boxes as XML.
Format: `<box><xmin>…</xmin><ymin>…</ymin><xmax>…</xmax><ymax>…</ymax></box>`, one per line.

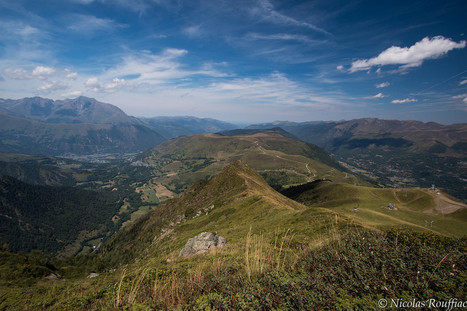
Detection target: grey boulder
<box><xmin>179</xmin><ymin>232</ymin><xmax>227</xmax><ymax>257</ymax></box>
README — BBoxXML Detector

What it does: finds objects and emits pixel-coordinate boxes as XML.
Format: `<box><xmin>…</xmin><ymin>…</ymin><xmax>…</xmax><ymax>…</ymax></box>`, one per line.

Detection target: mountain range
<box><xmin>248</xmin><ymin>118</ymin><xmax>467</xmax><ymax>200</ymax></box>
<box><xmin>0</xmin><ymin>96</ymin><xmax>135</xmax><ymax>125</ymax></box>
<box><xmin>139</xmin><ymin>116</ymin><xmax>237</xmax><ymax>139</ymax></box>
<box><xmin>0</xmin><ymin>97</ymin><xmax>236</xmax><ymax>156</ymax></box>
<box><xmin>0</xmin><ymin>96</ymin><xmax>465</xmax><ymax>309</ymax></box>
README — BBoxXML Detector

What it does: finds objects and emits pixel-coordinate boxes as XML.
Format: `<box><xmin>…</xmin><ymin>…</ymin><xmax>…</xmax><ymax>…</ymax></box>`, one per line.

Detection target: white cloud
<box><xmin>37</xmin><ymin>80</ymin><xmax>68</xmax><ymax>92</ymax></box>
<box><xmin>350</xmin><ymin>36</ymin><xmax>466</xmax><ymax>72</ymax></box>
<box><xmin>4</xmin><ymin>67</ymin><xmax>32</xmax><ymax>79</ymax></box>
<box><xmin>102</xmin><ymin>69</ymin><xmax>353</xmax><ymax>122</ymax></box>
<box><xmin>336</xmin><ymin>65</ymin><xmax>344</xmax><ymax>72</ymax></box>
<box><xmin>376</xmin><ymin>82</ymin><xmax>390</xmax><ymax>88</ymax></box>
<box><xmin>3</xmin><ymin>65</ymin><xmax>56</xmax><ymax>79</ymax></box>
<box><xmin>32</xmin><ymin>66</ymin><xmax>56</xmax><ymax>78</ymax></box>
<box><xmin>85</xmin><ymin>77</ymin><xmax>99</xmax><ymax>87</ymax></box>
<box><xmin>460</xmin><ymin>79</ymin><xmax>467</xmax><ymax>86</ymax></box>
<box><xmin>96</xmin><ymin>48</ymin><xmax>228</xmax><ymax>88</ymax></box>
<box><xmin>372</xmin><ymin>93</ymin><xmax>386</xmax><ymax>98</ymax></box>
<box><xmin>183</xmin><ymin>25</ymin><xmax>202</xmax><ymax>37</ymax></box>
<box><xmin>66</xmin><ymin>71</ymin><xmax>78</xmax><ymax>79</ymax></box>
<box><xmin>452</xmin><ymin>93</ymin><xmax>467</xmax><ymax>99</ymax></box>
<box><xmin>391</xmin><ymin>98</ymin><xmax>417</xmax><ymax>104</ymax></box>
<box><xmin>453</xmin><ymin>94</ymin><xmax>467</xmax><ymax>109</ymax></box>
<box><xmin>85</xmin><ymin>77</ymin><xmax>127</xmax><ymax>92</ymax></box>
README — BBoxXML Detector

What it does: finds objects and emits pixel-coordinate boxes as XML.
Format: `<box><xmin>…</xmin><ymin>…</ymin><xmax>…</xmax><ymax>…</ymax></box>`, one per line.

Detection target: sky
<box><xmin>0</xmin><ymin>0</ymin><xmax>466</xmax><ymax>124</ymax></box>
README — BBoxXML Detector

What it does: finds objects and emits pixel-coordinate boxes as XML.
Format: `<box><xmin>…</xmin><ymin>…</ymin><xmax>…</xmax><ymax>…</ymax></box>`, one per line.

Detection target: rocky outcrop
<box><xmin>87</xmin><ymin>272</ymin><xmax>99</xmax><ymax>279</ymax></box>
<box><xmin>179</xmin><ymin>232</ymin><xmax>227</xmax><ymax>257</ymax></box>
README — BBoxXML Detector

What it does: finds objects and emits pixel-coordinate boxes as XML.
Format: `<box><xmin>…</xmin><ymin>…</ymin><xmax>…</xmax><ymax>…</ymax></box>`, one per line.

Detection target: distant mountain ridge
<box><xmin>0</xmin><ymin>108</ymin><xmax>165</xmax><ymax>156</ymax></box>
<box><xmin>247</xmin><ymin>118</ymin><xmax>467</xmax><ymax>151</ymax></box>
<box><xmin>217</xmin><ymin>127</ymin><xmax>297</xmax><ymax>139</ymax></box>
<box><xmin>0</xmin><ymin>96</ymin><xmax>245</xmax><ymax>156</ymax></box>
<box><xmin>138</xmin><ymin>116</ymin><xmax>237</xmax><ymax>139</ymax></box>
<box><xmin>0</xmin><ymin>96</ymin><xmax>137</xmax><ymax>125</ymax></box>
<box><xmin>247</xmin><ymin>118</ymin><xmax>467</xmax><ymax>200</ymax></box>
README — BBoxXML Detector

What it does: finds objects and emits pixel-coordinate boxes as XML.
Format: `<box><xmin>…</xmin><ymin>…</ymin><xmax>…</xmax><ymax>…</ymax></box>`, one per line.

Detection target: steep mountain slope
<box><xmin>1</xmin><ymin>162</ymin><xmax>466</xmax><ymax>310</ymax></box>
<box><xmin>138</xmin><ymin>116</ymin><xmax>237</xmax><ymax>139</ymax></box>
<box><xmin>282</xmin><ymin>180</ymin><xmax>467</xmax><ymax>237</ymax></box>
<box><xmin>0</xmin><ymin>96</ymin><xmax>137</xmax><ymax>125</ymax></box>
<box><xmin>0</xmin><ymin>153</ymin><xmax>76</xmax><ymax>187</ymax></box>
<box><xmin>0</xmin><ymin>108</ymin><xmax>165</xmax><ymax>155</ymax></box>
<box><xmin>137</xmin><ymin>130</ymin><xmax>367</xmax><ymax>201</ymax></box>
<box><xmin>0</xmin><ymin>175</ymin><xmax>121</xmax><ymax>256</ymax></box>
<box><xmin>248</xmin><ymin>119</ymin><xmax>467</xmax><ymax>200</ymax></box>
<box><xmin>100</xmin><ymin>161</ymin><xmax>322</xmax><ymax>265</ymax></box>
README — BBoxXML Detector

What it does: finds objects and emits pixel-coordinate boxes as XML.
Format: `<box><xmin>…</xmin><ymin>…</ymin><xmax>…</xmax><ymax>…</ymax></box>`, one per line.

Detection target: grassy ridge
<box><xmin>140</xmin><ymin>133</ymin><xmax>368</xmax><ymax>201</ymax></box>
<box><xmin>0</xmin><ymin>161</ymin><xmax>465</xmax><ymax>309</ymax></box>
<box><xmin>282</xmin><ymin>180</ymin><xmax>467</xmax><ymax>237</ymax></box>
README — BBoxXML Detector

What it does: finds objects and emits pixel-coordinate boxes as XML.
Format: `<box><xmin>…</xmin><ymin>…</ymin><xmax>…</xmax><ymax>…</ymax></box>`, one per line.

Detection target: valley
<box><xmin>249</xmin><ymin>118</ymin><xmax>467</xmax><ymax>201</ymax></box>
<box><xmin>0</xmin><ymin>97</ymin><xmax>465</xmax><ymax>310</ymax></box>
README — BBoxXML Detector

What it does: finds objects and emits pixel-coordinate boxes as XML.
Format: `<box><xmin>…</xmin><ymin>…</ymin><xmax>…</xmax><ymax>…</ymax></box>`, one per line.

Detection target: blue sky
<box><xmin>0</xmin><ymin>0</ymin><xmax>466</xmax><ymax>123</ymax></box>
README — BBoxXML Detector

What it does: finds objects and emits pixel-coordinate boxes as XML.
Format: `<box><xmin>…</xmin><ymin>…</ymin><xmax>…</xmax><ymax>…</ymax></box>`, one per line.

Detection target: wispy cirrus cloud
<box><xmin>81</xmin><ymin>48</ymin><xmax>231</xmax><ymax>94</ymax></box>
<box><xmin>0</xmin><ymin>21</ymin><xmax>43</xmax><ymax>39</ymax></box>
<box><xmin>3</xmin><ymin>67</ymin><xmax>32</xmax><ymax>79</ymax></box>
<box><xmin>391</xmin><ymin>98</ymin><xmax>417</xmax><ymax>104</ymax></box>
<box><xmin>183</xmin><ymin>25</ymin><xmax>203</xmax><ymax>37</ymax></box>
<box><xmin>104</xmin><ymin>70</ymin><xmax>355</xmax><ymax>122</ymax></box>
<box><xmin>246</xmin><ymin>32</ymin><xmax>317</xmax><ymax>44</ymax></box>
<box><xmin>350</xmin><ymin>36</ymin><xmax>466</xmax><ymax>72</ymax></box>
<box><xmin>459</xmin><ymin>79</ymin><xmax>467</xmax><ymax>86</ymax></box>
<box><xmin>66</xmin><ymin>14</ymin><xmax>127</xmax><ymax>34</ymax></box>
<box><xmin>250</xmin><ymin>0</ymin><xmax>331</xmax><ymax>36</ymax></box>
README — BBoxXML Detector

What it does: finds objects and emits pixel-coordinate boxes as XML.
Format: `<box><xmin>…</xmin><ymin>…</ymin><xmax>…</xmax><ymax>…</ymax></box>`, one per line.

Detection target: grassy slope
<box><xmin>99</xmin><ymin>161</ymin><xmax>335</xmax><ymax>266</ymax></box>
<box><xmin>0</xmin><ymin>161</ymin><xmax>340</xmax><ymax>308</ymax></box>
<box><xmin>0</xmin><ymin>161</ymin><xmax>465</xmax><ymax>310</ymax></box>
<box><xmin>140</xmin><ymin>133</ymin><xmax>369</xmax><ymax>202</ymax></box>
<box><xmin>282</xmin><ymin>180</ymin><xmax>467</xmax><ymax>238</ymax></box>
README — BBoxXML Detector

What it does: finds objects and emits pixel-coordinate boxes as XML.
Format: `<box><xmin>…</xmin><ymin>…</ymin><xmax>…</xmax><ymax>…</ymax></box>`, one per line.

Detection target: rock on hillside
<box><xmin>179</xmin><ymin>232</ymin><xmax>227</xmax><ymax>257</ymax></box>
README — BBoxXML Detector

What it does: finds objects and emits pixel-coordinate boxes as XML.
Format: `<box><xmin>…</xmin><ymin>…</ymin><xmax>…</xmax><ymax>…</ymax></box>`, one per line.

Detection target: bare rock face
<box><xmin>179</xmin><ymin>232</ymin><xmax>227</xmax><ymax>257</ymax></box>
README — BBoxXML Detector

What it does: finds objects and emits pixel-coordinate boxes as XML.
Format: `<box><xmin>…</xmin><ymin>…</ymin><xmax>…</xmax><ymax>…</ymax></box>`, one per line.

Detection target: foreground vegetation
<box><xmin>0</xmin><ymin>228</ymin><xmax>465</xmax><ymax>310</ymax></box>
